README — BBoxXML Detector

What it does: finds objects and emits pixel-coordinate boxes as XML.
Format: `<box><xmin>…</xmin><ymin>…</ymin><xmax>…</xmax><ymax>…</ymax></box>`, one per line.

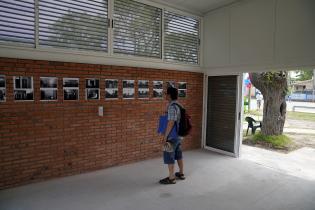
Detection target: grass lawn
<box><xmin>245</xmin><ymin>110</ymin><xmax>315</xmax><ymax>122</ymax></box>
<box><xmin>287</xmin><ymin>111</ymin><xmax>315</xmax><ymax>122</ymax></box>
<box><xmin>243</xmin><ymin>132</ymin><xmax>295</xmax><ymax>152</ymax></box>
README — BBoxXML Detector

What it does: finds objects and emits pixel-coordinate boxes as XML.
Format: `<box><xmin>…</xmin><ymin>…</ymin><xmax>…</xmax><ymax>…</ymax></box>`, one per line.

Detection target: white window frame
<box><xmin>0</xmin><ymin>0</ymin><xmax>203</xmax><ymax>72</ymax></box>
<box><xmin>13</xmin><ymin>76</ymin><xmax>34</xmax><ymax>101</ymax></box>
<box><xmin>40</xmin><ymin>76</ymin><xmax>58</xmax><ymax>101</ymax></box>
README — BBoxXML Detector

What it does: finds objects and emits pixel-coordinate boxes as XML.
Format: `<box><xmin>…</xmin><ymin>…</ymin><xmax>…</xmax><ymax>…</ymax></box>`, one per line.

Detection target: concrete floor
<box><xmin>1</xmin><ymin>149</ymin><xmax>315</xmax><ymax>210</ymax></box>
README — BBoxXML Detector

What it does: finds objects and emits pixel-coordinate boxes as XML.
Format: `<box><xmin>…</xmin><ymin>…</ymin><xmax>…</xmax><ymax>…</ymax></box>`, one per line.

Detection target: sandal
<box><xmin>175</xmin><ymin>172</ymin><xmax>186</xmax><ymax>180</ymax></box>
<box><xmin>159</xmin><ymin>177</ymin><xmax>176</xmax><ymax>184</ymax></box>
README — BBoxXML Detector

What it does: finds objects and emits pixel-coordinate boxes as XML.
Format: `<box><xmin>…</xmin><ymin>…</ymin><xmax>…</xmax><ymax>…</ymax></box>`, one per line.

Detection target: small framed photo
<box><xmin>86</xmin><ymin>78</ymin><xmax>99</xmax><ymax>100</ymax></box>
<box><xmin>41</xmin><ymin>89</ymin><xmax>57</xmax><ymax>100</ymax></box>
<box><xmin>123</xmin><ymin>80</ymin><xmax>134</xmax><ymax>99</ymax></box>
<box><xmin>138</xmin><ymin>80</ymin><xmax>149</xmax><ymax>99</ymax></box>
<box><xmin>166</xmin><ymin>81</ymin><xmax>176</xmax><ymax>88</ymax></box>
<box><xmin>14</xmin><ymin>76</ymin><xmax>34</xmax><ymax>101</ymax></box>
<box><xmin>0</xmin><ymin>75</ymin><xmax>6</xmax><ymax>102</ymax></box>
<box><xmin>178</xmin><ymin>89</ymin><xmax>187</xmax><ymax>98</ymax></box>
<box><xmin>64</xmin><ymin>89</ymin><xmax>79</xmax><ymax>100</ymax></box>
<box><xmin>40</xmin><ymin>77</ymin><xmax>58</xmax><ymax>101</ymax></box>
<box><xmin>63</xmin><ymin>78</ymin><xmax>79</xmax><ymax>100</ymax></box>
<box><xmin>178</xmin><ymin>82</ymin><xmax>187</xmax><ymax>90</ymax></box>
<box><xmin>153</xmin><ymin>81</ymin><xmax>163</xmax><ymax>98</ymax></box>
<box><xmin>178</xmin><ymin>82</ymin><xmax>187</xmax><ymax>98</ymax></box>
<box><xmin>153</xmin><ymin>89</ymin><xmax>163</xmax><ymax>98</ymax></box>
<box><xmin>153</xmin><ymin>81</ymin><xmax>163</xmax><ymax>89</ymax></box>
<box><xmin>105</xmin><ymin>88</ymin><xmax>118</xmax><ymax>99</ymax></box>
<box><xmin>63</xmin><ymin>78</ymin><xmax>79</xmax><ymax>88</ymax></box>
<box><xmin>105</xmin><ymin>79</ymin><xmax>118</xmax><ymax>99</ymax></box>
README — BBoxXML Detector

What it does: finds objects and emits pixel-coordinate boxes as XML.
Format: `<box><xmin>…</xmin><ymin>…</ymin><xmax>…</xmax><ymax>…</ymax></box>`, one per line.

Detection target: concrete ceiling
<box><xmin>149</xmin><ymin>0</ymin><xmax>240</xmax><ymax>15</ymax></box>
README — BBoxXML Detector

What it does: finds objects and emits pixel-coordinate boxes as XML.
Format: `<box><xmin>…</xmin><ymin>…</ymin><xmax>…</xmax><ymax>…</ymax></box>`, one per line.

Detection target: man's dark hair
<box><xmin>167</xmin><ymin>86</ymin><xmax>178</xmax><ymax>100</ymax></box>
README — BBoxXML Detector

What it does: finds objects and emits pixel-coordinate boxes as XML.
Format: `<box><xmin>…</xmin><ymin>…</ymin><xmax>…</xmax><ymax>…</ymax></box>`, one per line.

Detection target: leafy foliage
<box><xmin>295</xmin><ymin>69</ymin><xmax>314</xmax><ymax>81</ymax></box>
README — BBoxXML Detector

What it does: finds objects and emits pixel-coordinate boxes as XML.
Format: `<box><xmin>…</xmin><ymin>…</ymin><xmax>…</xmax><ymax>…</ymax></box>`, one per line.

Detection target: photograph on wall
<box><xmin>41</xmin><ymin>89</ymin><xmax>57</xmax><ymax>100</ymax></box>
<box><xmin>153</xmin><ymin>89</ymin><xmax>163</xmax><ymax>98</ymax></box>
<box><xmin>178</xmin><ymin>82</ymin><xmax>187</xmax><ymax>98</ymax></box>
<box><xmin>105</xmin><ymin>79</ymin><xmax>118</xmax><ymax>99</ymax></box>
<box><xmin>14</xmin><ymin>76</ymin><xmax>34</xmax><ymax>100</ymax></box>
<box><xmin>153</xmin><ymin>81</ymin><xmax>163</xmax><ymax>89</ymax></box>
<box><xmin>105</xmin><ymin>89</ymin><xmax>118</xmax><ymax>99</ymax></box>
<box><xmin>63</xmin><ymin>78</ymin><xmax>79</xmax><ymax>88</ymax></box>
<box><xmin>153</xmin><ymin>81</ymin><xmax>163</xmax><ymax>98</ymax></box>
<box><xmin>178</xmin><ymin>89</ymin><xmax>187</xmax><ymax>98</ymax></box>
<box><xmin>86</xmin><ymin>78</ymin><xmax>99</xmax><ymax>100</ymax></box>
<box><xmin>166</xmin><ymin>81</ymin><xmax>176</xmax><ymax>88</ymax></box>
<box><xmin>40</xmin><ymin>77</ymin><xmax>57</xmax><ymax>88</ymax></box>
<box><xmin>63</xmin><ymin>78</ymin><xmax>79</xmax><ymax>100</ymax></box>
<box><xmin>0</xmin><ymin>75</ymin><xmax>6</xmax><ymax>102</ymax></box>
<box><xmin>178</xmin><ymin>82</ymin><xmax>187</xmax><ymax>90</ymax></box>
<box><xmin>64</xmin><ymin>89</ymin><xmax>79</xmax><ymax>100</ymax></box>
<box><xmin>138</xmin><ymin>80</ymin><xmax>149</xmax><ymax>99</ymax></box>
<box><xmin>40</xmin><ymin>77</ymin><xmax>58</xmax><ymax>101</ymax></box>
<box><xmin>123</xmin><ymin>80</ymin><xmax>135</xmax><ymax>99</ymax></box>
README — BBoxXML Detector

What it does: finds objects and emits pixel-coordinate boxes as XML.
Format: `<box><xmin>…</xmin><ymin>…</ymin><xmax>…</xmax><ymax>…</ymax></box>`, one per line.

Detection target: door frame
<box><xmin>201</xmin><ymin>73</ymin><xmax>244</xmax><ymax>157</ymax></box>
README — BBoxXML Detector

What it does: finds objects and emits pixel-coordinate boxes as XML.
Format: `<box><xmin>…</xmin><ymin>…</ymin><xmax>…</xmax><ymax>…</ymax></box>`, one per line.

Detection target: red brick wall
<box><xmin>0</xmin><ymin>57</ymin><xmax>203</xmax><ymax>189</ymax></box>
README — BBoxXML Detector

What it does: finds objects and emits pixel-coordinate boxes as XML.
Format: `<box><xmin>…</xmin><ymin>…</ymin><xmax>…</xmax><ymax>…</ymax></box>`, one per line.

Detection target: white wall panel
<box><xmin>203</xmin><ymin>0</ymin><xmax>315</xmax><ymax>75</ymax></box>
<box><xmin>230</xmin><ymin>0</ymin><xmax>275</xmax><ymax>66</ymax></box>
<box><xmin>203</xmin><ymin>8</ymin><xmax>230</xmax><ymax>67</ymax></box>
<box><xmin>275</xmin><ymin>0</ymin><xmax>315</xmax><ymax>66</ymax></box>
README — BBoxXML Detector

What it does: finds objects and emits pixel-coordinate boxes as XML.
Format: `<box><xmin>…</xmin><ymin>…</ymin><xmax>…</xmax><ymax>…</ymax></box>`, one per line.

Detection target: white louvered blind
<box><xmin>164</xmin><ymin>11</ymin><xmax>200</xmax><ymax>64</ymax></box>
<box><xmin>113</xmin><ymin>0</ymin><xmax>162</xmax><ymax>58</ymax></box>
<box><xmin>0</xmin><ymin>0</ymin><xmax>35</xmax><ymax>45</ymax></box>
<box><xmin>39</xmin><ymin>0</ymin><xmax>108</xmax><ymax>52</ymax></box>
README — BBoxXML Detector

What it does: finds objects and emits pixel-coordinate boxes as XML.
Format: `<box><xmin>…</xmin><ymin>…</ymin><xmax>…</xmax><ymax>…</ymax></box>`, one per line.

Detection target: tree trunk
<box><xmin>249</xmin><ymin>72</ymin><xmax>288</xmax><ymax>136</ymax></box>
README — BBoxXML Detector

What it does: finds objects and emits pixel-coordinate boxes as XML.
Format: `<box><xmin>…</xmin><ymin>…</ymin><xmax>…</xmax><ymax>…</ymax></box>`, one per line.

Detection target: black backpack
<box><xmin>173</xmin><ymin>103</ymin><xmax>192</xmax><ymax>137</ymax></box>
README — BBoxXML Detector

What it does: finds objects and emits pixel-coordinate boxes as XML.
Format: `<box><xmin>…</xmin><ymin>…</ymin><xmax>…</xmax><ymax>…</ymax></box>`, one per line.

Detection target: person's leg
<box><xmin>177</xmin><ymin>159</ymin><xmax>184</xmax><ymax>174</ymax></box>
<box><xmin>168</xmin><ymin>164</ymin><xmax>175</xmax><ymax>179</ymax></box>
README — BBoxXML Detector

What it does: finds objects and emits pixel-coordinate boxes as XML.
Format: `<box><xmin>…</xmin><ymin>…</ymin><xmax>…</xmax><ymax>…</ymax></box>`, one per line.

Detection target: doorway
<box><xmin>203</xmin><ymin>75</ymin><xmax>243</xmax><ymax>157</ymax></box>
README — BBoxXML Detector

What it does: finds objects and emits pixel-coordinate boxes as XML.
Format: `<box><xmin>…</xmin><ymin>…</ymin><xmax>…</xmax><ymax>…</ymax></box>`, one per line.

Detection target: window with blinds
<box><xmin>38</xmin><ymin>0</ymin><xmax>108</xmax><ymax>52</ymax></box>
<box><xmin>164</xmin><ymin>11</ymin><xmax>200</xmax><ymax>64</ymax></box>
<box><xmin>0</xmin><ymin>0</ymin><xmax>35</xmax><ymax>45</ymax></box>
<box><xmin>113</xmin><ymin>0</ymin><xmax>162</xmax><ymax>58</ymax></box>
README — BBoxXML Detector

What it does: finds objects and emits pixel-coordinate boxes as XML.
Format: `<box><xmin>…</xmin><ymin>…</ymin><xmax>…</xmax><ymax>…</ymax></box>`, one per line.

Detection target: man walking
<box><xmin>159</xmin><ymin>86</ymin><xmax>185</xmax><ymax>184</ymax></box>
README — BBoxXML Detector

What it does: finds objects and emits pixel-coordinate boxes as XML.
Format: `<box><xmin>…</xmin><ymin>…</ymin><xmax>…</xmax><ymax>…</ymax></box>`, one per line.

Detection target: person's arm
<box><xmin>164</xmin><ymin>120</ymin><xmax>175</xmax><ymax>141</ymax></box>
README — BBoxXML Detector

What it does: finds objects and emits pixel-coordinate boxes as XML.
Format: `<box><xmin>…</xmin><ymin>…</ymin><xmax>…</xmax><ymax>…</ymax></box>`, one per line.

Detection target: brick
<box><xmin>0</xmin><ymin>57</ymin><xmax>203</xmax><ymax>189</ymax></box>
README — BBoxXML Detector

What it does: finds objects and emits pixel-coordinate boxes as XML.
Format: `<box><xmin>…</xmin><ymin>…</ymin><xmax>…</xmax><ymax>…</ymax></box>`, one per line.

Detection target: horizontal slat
<box><xmin>164</xmin><ymin>10</ymin><xmax>199</xmax><ymax>64</ymax></box>
<box><xmin>0</xmin><ymin>0</ymin><xmax>35</xmax><ymax>45</ymax></box>
<box><xmin>115</xmin><ymin>0</ymin><xmax>160</xmax><ymax>13</ymax></box>
<box><xmin>40</xmin><ymin>0</ymin><xmax>107</xmax><ymax>16</ymax></box>
<box><xmin>39</xmin><ymin>15</ymin><xmax>108</xmax><ymax>31</ymax></box>
<box><xmin>165</xmin><ymin>36</ymin><xmax>199</xmax><ymax>45</ymax></box>
<box><xmin>113</xmin><ymin>0</ymin><xmax>161</xmax><ymax>58</ymax></box>
<box><xmin>114</xmin><ymin>3</ymin><xmax>160</xmax><ymax>18</ymax></box>
<box><xmin>40</xmin><ymin>40</ymin><xmax>107</xmax><ymax>51</ymax></box>
<box><xmin>114</xmin><ymin>18</ymin><xmax>160</xmax><ymax>30</ymax></box>
<box><xmin>38</xmin><ymin>0</ymin><xmax>108</xmax><ymax>51</ymax></box>
<box><xmin>40</xmin><ymin>26</ymin><xmax>107</xmax><ymax>39</ymax></box>
<box><xmin>39</xmin><ymin>33</ymin><xmax>107</xmax><ymax>45</ymax></box>
<box><xmin>39</xmin><ymin>9</ymin><xmax>107</xmax><ymax>25</ymax></box>
<box><xmin>39</xmin><ymin>19</ymin><xmax>107</xmax><ymax>33</ymax></box>
<box><xmin>114</xmin><ymin>48</ymin><xmax>160</xmax><ymax>57</ymax></box>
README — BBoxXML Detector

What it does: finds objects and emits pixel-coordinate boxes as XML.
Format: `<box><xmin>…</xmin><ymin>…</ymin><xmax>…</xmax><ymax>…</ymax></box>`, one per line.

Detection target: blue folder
<box><xmin>157</xmin><ymin>115</ymin><xmax>178</xmax><ymax>141</ymax></box>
